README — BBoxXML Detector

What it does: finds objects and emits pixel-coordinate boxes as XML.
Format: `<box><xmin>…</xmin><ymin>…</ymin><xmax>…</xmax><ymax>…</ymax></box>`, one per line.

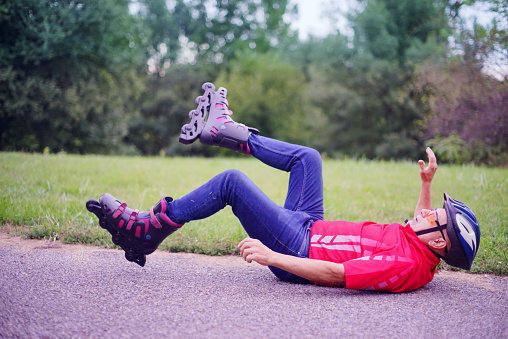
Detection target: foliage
<box><xmin>0</xmin><ymin>0</ymin><xmax>144</xmax><ymax>153</ymax></box>
<box><xmin>426</xmin><ymin>134</ymin><xmax>508</xmax><ymax>166</ymax></box>
<box><xmin>0</xmin><ymin>0</ymin><xmax>143</xmax><ymax>71</ymax></box>
<box><xmin>215</xmin><ymin>51</ymin><xmax>309</xmax><ymax>144</ymax></box>
<box><xmin>133</xmin><ymin>0</ymin><xmax>295</xmax><ymax>72</ymax></box>
<box><xmin>323</xmin><ymin>57</ymin><xmax>422</xmax><ymax>159</ymax></box>
<box><xmin>454</xmin><ymin>2</ymin><xmax>507</xmax><ymax>79</ymax></box>
<box><xmin>415</xmin><ymin>57</ymin><xmax>508</xmax><ymax>166</ymax></box>
<box><xmin>282</xmin><ymin>0</ymin><xmax>452</xmax><ymax>160</ymax></box>
<box><xmin>353</xmin><ymin>0</ymin><xmax>450</xmax><ymax>65</ymax></box>
<box><xmin>0</xmin><ymin>0</ymin><xmax>506</xmax><ymax>165</ymax></box>
<box><xmin>426</xmin><ymin>133</ymin><xmax>471</xmax><ymax>164</ymax></box>
<box><xmin>125</xmin><ymin>0</ymin><xmax>298</xmax><ymax>155</ymax></box>
<box><xmin>125</xmin><ymin>63</ymin><xmax>221</xmax><ymax>156</ymax></box>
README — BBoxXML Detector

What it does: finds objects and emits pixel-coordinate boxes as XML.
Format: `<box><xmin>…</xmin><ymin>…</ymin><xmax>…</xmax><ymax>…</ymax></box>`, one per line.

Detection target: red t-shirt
<box><xmin>309</xmin><ymin>220</ymin><xmax>441</xmax><ymax>292</ymax></box>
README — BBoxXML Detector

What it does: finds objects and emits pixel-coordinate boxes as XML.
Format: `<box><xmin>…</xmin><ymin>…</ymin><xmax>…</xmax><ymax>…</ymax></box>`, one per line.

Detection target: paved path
<box><xmin>0</xmin><ymin>234</ymin><xmax>506</xmax><ymax>338</ymax></box>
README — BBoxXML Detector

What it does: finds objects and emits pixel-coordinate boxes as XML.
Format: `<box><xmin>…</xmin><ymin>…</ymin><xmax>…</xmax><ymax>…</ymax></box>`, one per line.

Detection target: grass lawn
<box><xmin>1</xmin><ymin>152</ymin><xmax>507</xmax><ymax>275</ymax></box>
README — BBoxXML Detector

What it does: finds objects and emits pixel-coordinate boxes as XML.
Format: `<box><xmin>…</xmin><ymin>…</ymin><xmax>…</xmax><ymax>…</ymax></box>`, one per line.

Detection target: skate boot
<box><xmin>179</xmin><ymin>82</ymin><xmax>259</xmax><ymax>154</ymax></box>
<box><xmin>86</xmin><ymin>193</ymin><xmax>184</xmax><ymax>267</ymax></box>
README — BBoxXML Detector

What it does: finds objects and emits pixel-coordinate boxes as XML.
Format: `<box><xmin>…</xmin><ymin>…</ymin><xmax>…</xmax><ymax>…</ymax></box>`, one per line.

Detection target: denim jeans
<box><xmin>166</xmin><ymin>134</ymin><xmax>324</xmax><ymax>283</ymax></box>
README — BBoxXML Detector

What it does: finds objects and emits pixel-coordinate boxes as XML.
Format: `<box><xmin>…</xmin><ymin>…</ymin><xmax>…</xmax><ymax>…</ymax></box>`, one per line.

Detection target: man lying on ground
<box><xmin>86</xmin><ymin>83</ymin><xmax>480</xmax><ymax>293</ymax></box>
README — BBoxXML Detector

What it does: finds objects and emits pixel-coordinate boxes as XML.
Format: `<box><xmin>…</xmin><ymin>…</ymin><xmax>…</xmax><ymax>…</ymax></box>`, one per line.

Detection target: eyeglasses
<box><xmin>424</xmin><ymin>209</ymin><xmax>438</xmax><ymax>225</ymax></box>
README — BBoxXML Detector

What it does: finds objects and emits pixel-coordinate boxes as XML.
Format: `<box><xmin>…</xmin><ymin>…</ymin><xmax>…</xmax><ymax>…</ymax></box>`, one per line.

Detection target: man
<box><xmin>87</xmin><ymin>83</ymin><xmax>480</xmax><ymax>292</ymax></box>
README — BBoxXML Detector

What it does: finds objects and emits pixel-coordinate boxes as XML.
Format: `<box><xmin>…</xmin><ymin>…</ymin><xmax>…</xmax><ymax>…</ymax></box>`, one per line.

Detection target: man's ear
<box><xmin>429</xmin><ymin>237</ymin><xmax>447</xmax><ymax>250</ymax></box>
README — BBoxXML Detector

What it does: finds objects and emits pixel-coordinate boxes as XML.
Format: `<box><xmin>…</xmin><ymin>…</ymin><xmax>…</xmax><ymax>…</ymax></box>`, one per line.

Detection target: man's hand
<box><xmin>238</xmin><ymin>238</ymin><xmax>274</xmax><ymax>266</ymax></box>
<box><xmin>239</xmin><ymin>237</ymin><xmax>346</xmax><ymax>286</ymax></box>
<box><xmin>418</xmin><ymin>147</ymin><xmax>438</xmax><ymax>183</ymax></box>
<box><xmin>412</xmin><ymin>147</ymin><xmax>437</xmax><ymax>219</ymax></box>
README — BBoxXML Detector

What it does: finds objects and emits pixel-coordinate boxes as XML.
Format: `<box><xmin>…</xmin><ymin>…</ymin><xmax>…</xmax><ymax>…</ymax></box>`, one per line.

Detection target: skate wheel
<box><xmin>196</xmin><ymin>95</ymin><xmax>208</xmax><ymax>105</ymax></box>
<box><xmin>112</xmin><ymin>233</ymin><xmax>121</xmax><ymax>246</ymax></box>
<box><xmin>99</xmin><ymin>219</ymin><xmax>107</xmax><ymax>229</ymax></box>
<box><xmin>125</xmin><ymin>251</ymin><xmax>134</xmax><ymax>262</ymax></box>
<box><xmin>86</xmin><ymin>200</ymin><xmax>97</xmax><ymax>212</ymax></box>
<box><xmin>125</xmin><ymin>251</ymin><xmax>146</xmax><ymax>266</ymax></box>
<box><xmin>135</xmin><ymin>253</ymin><xmax>147</xmax><ymax>267</ymax></box>
<box><xmin>86</xmin><ymin>200</ymin><xmax>101</xmax><ymax>213</ymax></box>
<box><xmin>202</xmin><ymin>82</ymin><xmax>215</xmax><ymax>92</ymax></box>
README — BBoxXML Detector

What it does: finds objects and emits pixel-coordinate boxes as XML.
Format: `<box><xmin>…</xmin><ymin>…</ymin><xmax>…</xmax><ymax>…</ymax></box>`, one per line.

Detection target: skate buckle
<box><xmin>113</xmin><ymin>203</ymin><xmax>127</xmax><ymax>218</ymax></box>
<box><xmin>126</xmin><ymin>209</ymin><xmax>139</xmax><ymax>231</ymax></box>
<box><xmin>150</xmin><ymin>206</ymin><xmax>163</xmax><ymax>229</ymax></box>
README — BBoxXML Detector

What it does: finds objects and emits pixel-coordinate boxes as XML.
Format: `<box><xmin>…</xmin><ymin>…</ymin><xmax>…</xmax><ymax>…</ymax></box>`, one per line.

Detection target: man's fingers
<box><xmin>426</xmin><ymin>147</ymin><xmax>435</xmax><ymax>156</ymax></box>
<box><xmin>242</xmin><ymin>246</ymin><xmax>260</xmax><ymax>263</ymax></box>
<box><xmin>238</xmin><ymin>237</ymin><xmax>254</xmax><ymax>249</ymax></box>
<box><xmin>242</xmin><ymin>248</ymin><xmax>252</xmax><ymax>261</ymax></box>
<box><xmin>426</xmin><ymin>147</ymin><xmax>437</xmax><ymax>165</ymax></box>
<box><xmin>245</xmin><ymin>252</ymin><xmax>256</xmax><ymax>263</ymax></box>
<box><xmin>239</xmin><ymin>238</ymin><xmax>260</xmax><ymax>262</ymax></box>
<box><xmin>238</xmin><ymin>238</ymin><xmax>248</xmax><ymax>248</ymax></box>
<box><xmin>418</xmin><ymin>159</ymin><xmax>425</xmax><ymax>171</ymax></box>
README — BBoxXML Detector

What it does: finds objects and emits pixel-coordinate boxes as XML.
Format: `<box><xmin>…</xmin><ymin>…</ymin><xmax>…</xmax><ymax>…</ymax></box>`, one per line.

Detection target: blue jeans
<box><xmin>166</xmin><ymin>134</ymin><xmax>324</xmax><ymax>283</ymax></box>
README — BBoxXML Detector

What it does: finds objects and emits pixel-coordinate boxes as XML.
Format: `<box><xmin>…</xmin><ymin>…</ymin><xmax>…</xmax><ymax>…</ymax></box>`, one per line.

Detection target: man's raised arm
<box><xmin>413</xmin><ymin>147</ymin><xmax>438</xmax><ymax>219</ymax></box>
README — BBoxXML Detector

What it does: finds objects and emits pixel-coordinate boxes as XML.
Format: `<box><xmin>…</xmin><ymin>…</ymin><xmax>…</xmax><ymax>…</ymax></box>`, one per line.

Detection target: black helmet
<box><xmin>442</xmin><ymin>193</ymin><xmax>480</xmax><ymax>270</ymax></box>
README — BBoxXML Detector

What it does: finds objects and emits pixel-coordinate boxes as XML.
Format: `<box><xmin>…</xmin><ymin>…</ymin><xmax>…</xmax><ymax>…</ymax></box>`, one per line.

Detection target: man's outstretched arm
<box><xmin>238</xmin><ymin>238</ymin><xmax>345</xmax><ymax>286</ymax></box>
<box><xmin>413</xmin><ymin>147</ymin><xmax>438</xmax><ymax>219</ymax></box>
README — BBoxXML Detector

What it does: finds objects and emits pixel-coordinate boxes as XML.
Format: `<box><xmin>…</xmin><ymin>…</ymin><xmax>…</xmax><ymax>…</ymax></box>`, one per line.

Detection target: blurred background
<box><xmin>1</xmin><ymin>0</ymin><xmax>506</xmax><ymax>165</ymax></box>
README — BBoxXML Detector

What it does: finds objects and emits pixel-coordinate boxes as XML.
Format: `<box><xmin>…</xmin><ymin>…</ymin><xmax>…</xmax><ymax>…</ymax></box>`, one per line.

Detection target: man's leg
<box><xmin>87</xmin><ymin>82</ymin><xmax>323</xmax><ymax>280</ymax></box>
<box><xmin>166</xmin><ymin>169</ymin><xmax>313</xmax><ymax>283</ymax></box>
<box><xmin>168</xmin><ymin>133</ymin><xmax>324</xmax><ymax>283</ymax></box>
<box><xmin>88</xmin><ymin>168</ymin><xmax>313</xmax><ymax>282</ymax></box>
<box><xmin>179</xmin><ymin>82</ymin><xmax>324</xmax><ymax>221</ymax></box>
<box><xmin>248</xmin><ymin>134</ymin><xmax>324</xmax><ymax>222</ymax></box>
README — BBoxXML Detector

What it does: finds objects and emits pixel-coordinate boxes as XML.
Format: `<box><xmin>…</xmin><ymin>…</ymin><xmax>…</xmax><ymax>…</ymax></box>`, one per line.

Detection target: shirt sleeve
<box><xmin>343</xmin><ymin>254</ymin><xmax>422</xmax><ymax>292</ymax></box>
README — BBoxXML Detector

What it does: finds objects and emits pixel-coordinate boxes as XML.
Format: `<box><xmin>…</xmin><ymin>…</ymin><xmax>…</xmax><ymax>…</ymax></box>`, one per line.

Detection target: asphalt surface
<box><xmin>0</xmin><ymin>234</ymin><xmax>506</xmax><ymax>339</ymax></box>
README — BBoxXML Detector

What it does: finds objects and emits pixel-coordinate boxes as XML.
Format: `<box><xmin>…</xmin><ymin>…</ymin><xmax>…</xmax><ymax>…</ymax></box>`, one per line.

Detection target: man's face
<box><xmin>409</xmin><ymin>208</ymin><xmax>451</xmax><ymax>252</ymax></box>
<box><xmin>408</xmin><ymin>208</ymin><xmax>447</xmax><ymax>229</ymax></box>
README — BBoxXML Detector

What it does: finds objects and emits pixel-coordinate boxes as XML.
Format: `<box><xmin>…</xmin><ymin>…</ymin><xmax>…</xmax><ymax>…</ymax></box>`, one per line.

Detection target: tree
<box><xmin>125</xmin><ymin>63</ymin><xmax>221</xmax><ymax>156</ymax></box>
<box><xmin>133</xmin><ymin>0</ymin><xmax>295</xmax><ymax>73</ymax></box>
<box><xmin>215</xmin><ymin>51</ymin><xmax>309</xmax><ymax>145</ymax></box>
<box><xmin>410</xmin><ymin>1</ymin><xmax>508</xmax><ymax>165</ymax></box>
<box><xmin>0</xmin><ymin>0</ymin><xmax>144</xmax><ymax>153</ymax></box>
<box><xmin>450</xmin><ymin>0</ymin><xmax>508</xmax><ymax>80</ymax></box>
<box><xmin>283</xmin><ymin>0</ymin><xmax>452</xmax><ymax>159</ymax></box>
<box><xmin>125</xmin><ymin>0</ymin><xmax>300</xmax><ymax>156</ymax></box>
<box><xmin>414</xmin><ymin>56</ymin><xmax>508</xmax><ymax>165</ymax></box>
<box><xmin>353</xmin><ymin>0</ymin><xmax>450</xmax><ymax>65</ymax></box>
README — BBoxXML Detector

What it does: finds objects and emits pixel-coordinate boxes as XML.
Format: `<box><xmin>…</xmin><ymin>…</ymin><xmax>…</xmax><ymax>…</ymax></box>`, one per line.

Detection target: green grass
<box><xmin>1</xmin><ymin>152</ymin><xmax>507</xmax><ymax>275</ymax></box>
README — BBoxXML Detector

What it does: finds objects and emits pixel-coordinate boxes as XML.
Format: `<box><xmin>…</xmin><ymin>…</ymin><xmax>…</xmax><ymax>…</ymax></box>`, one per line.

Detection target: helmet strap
<box><xmin>428</xmin><ymin>247</ymin><xmax>445</xmax><ymax>259</ymax></box>
<box><xmin>414</xmin><ymin>223</ymin><xmax>447</xmax><ymax>236</ymax></box>
<box><xmin>415</xmin><ymin>217</ymin><xmax>449</xmax><ymax>259</ymax></box>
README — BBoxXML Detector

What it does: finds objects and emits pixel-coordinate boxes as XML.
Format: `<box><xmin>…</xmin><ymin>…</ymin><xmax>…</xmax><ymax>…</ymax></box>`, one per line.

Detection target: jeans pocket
<box><xmin>296</xmin><ymin>220</ymin><xmax>313</xmax><ymax>258</ymax></box>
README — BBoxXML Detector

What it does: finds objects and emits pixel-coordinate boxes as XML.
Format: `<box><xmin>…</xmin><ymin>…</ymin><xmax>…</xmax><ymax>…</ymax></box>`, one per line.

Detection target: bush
<box><xmin>427</xmin><ymin>134</ymin><xmax>508</xmax><ymax>166</ymax></box>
